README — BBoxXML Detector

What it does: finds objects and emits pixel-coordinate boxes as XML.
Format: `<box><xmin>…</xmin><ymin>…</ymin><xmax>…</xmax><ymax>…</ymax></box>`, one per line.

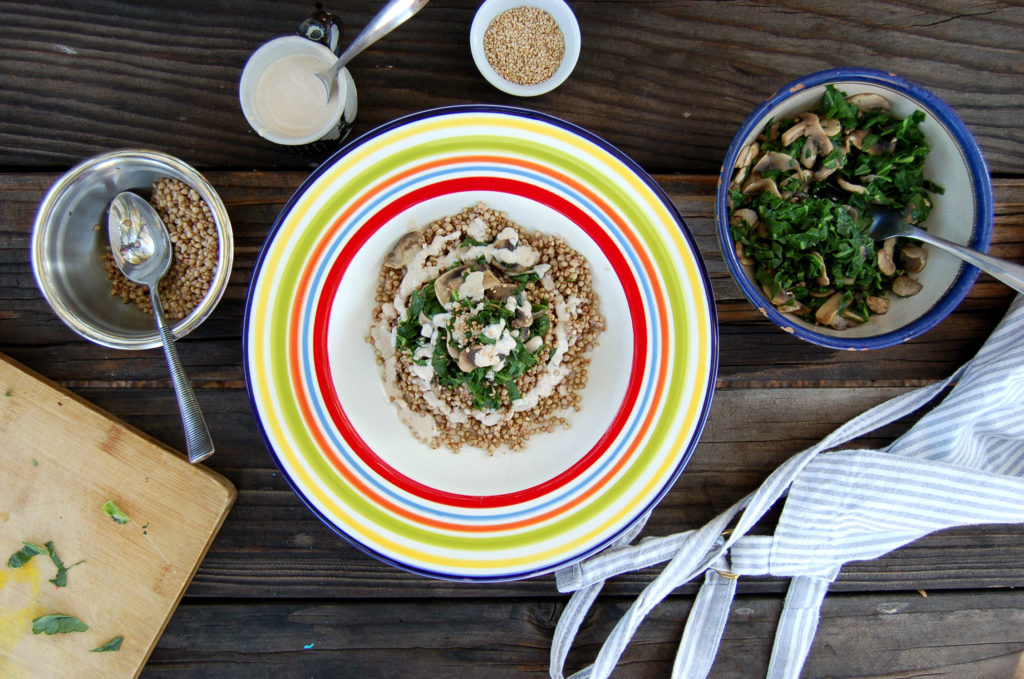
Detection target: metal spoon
<box><xmin>107</xmin><ymin>191</ymin><xmax>215</xmax><ymax>464</ymax></box>
<box><xmin>868</xmin><ymin>207</ymin><xmax>1024</xmax><ymax>294</ymax></box>
<box><xmin>314</xmin><ymin>0</ymin><xmax>430</xmax><ymax>101</ymax></box>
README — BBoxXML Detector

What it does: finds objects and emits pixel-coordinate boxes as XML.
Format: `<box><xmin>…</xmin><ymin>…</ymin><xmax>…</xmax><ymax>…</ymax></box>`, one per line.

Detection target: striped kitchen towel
<box><xmin>549</xmin><ymin>294</ymin><xmax>1024</xmax><ymax>679</ymax></box>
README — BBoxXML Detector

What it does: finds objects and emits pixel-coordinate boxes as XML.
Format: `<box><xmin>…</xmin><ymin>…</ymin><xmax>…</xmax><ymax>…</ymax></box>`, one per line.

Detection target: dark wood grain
<box><xmin>1</xmin><ymin>1</ymin><xmax>1022</xmax><ymax>174</ymax></box>
<box><xmin>141</xmin><ymin>590</ymin><xmax>1024</xmax><ymax>678</ymax></box>
<box><xmin>4</xmin><ymin>2</ymin><xmax>1024</xmax><ymax>675</ymax></box>
<box><xmin>98</xmin><ymin>384</ymin><xmax>1020</xmax><ymax>599</ymax></box>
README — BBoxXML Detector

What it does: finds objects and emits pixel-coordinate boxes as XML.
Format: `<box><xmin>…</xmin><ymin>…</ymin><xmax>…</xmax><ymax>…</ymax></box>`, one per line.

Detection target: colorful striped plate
<box><xmin>243</xmin><ymin>106</ymin><xmax>718</xmax><ymax>581</ymax></box>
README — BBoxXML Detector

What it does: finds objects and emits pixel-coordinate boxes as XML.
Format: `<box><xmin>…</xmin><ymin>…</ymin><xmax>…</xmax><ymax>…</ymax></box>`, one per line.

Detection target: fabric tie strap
<box><xmin>550</xmin><ymin>295</ymin><xmax>1024</xmax><ymax>679</ymax></box>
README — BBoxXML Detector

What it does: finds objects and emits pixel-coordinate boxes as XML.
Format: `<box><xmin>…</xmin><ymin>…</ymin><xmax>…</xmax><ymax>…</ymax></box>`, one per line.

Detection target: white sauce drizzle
<box><xmin>374</xmin><ymin>210</ymin><xmax>591</xmax><ymax>442</ymax></box>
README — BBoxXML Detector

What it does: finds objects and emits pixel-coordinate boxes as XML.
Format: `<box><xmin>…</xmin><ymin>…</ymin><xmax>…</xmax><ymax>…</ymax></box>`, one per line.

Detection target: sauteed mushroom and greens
<box><xmin>727</xmin><ymin>85</ymin><xmax>944</xmax><ymax>330</ymax></box>
<box><xmin>369</xmin><ymin>203</ymin><xmax>604</xmax><ymax>453</ymax></box>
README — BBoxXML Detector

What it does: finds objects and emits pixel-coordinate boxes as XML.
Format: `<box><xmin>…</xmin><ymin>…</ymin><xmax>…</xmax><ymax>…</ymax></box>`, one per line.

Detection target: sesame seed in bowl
<box><xmin>470</xmin><ymin>0</ymin><xmax>582</xmax><ymax>97</ymax></box>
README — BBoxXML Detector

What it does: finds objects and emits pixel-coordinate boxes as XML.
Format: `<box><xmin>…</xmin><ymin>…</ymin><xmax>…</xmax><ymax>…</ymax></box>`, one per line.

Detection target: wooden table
<box><xmin>3</xmin><ymin>1</ymin><xmax>1023</xmax><ymax>676</ymax></box>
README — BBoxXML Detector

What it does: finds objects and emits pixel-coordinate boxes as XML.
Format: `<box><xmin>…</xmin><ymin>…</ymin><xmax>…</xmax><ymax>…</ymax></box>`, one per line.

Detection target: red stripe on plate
<box><xmin>309</xmin><ymin>176</ymin><xmax>648</xmax><ymax>509</ymax></box>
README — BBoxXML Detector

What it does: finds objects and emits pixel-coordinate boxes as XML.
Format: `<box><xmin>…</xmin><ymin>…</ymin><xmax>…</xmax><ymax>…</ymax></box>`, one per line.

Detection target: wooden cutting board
<box><xmin>0</xmin><ymin>353</ymin><xmax>236</xmax><ymax>679</ymax></box>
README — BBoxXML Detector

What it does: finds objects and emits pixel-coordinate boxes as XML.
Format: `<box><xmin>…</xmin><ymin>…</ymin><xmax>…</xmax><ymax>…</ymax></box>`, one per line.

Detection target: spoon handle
<box><xmin>151</xmin><ymin>287</ymin><xmax>215</xmax><ymax>464</ymax></box>
<box><xmin>317</xmin><ymin>0</ymin><xmax>430</xmax><ymax>97</ymax></box>
<box><xmin>911</xmin><ymin>228</ymin><xmax>1024</xmax><ymax>295</ymax></box>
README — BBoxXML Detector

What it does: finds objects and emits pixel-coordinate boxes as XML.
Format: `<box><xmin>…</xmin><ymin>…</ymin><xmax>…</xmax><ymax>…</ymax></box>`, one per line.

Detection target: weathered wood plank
<box><xmin>0</xmin><ymin>1</ymin><xmax>1022</xmax><ymax>174</ymax></box>
<box><xmin>50</xmin><ymin>385</ymin><xmax>1021</xmax><ymax>599</ymax></box>
<box><xmin>141</xmin><ymin>590</ymin><xmax>1024</xmax><ymax>678</ymax></box>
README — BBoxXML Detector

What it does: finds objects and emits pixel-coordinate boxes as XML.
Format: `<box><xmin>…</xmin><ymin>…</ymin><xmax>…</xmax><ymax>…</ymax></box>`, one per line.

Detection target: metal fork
<box><xmin>868</xmin><ymin>207</ymin><xmax>1024</xmax><ymax>294</ymax></box>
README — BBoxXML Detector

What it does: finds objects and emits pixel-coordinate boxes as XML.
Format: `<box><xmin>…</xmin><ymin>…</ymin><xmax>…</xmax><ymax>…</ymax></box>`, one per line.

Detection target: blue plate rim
<box><xmin>242</xmin><ymin>104</ymin><xmax>720</xmax><ymax>582</ymax></box>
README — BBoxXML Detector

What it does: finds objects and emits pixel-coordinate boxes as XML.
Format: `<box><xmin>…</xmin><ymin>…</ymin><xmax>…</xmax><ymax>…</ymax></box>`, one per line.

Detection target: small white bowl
<box><xmin>470</xmin><ymin>0</ymin><xmax>581</xmax><ymax>97</ymax></box>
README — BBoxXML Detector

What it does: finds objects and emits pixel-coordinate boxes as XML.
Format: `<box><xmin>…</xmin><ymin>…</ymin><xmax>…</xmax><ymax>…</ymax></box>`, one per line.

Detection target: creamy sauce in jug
<box><xmin>253</xmin><ymin>52</ymin><xmax>337</xmax><ymax>141</ymax></box>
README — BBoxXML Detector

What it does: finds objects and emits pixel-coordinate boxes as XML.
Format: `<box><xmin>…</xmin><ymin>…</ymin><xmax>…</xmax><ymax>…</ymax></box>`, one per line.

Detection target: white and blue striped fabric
<box><xmin>550</xmin><ymin>294</ymin><xmax>1024</xmax><ymax>679</ymax></box>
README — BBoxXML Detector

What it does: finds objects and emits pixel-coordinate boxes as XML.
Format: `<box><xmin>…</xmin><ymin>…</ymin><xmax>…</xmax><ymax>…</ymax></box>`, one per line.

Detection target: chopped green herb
<box><xmin>90</xmin><ymin>636</ymin><xmax>124</xmax><ymax>652</ymax></box>
<box><xmin>729</xmin><ymin>85</ymin><xmax>943</xmax><ymax>328</ymax></box>
<box><xmin>44</xmin><ymin>541</ymin><xmax>83</xmax><ymax>588</ymax></box>
<box><xmin>32</xmin><ymin>614</ymin><xmax>89</xmax><ymax>635</ymax></box>
<box><xmin>32</xmin><ymin>458</ymin><xmax>39</xmax><ymax>467</ymax></box>
<box><xmin>396</xmin><ymin>261</ymin><xmax>552</xmax><ymax>411</ymax></box>
<box><xmin>7</xmin><ymin>542</ymin><xmax>47</xmax><ymax>568</ymax></box>
<box><xmin>5</xmin><ymin>388</ymin><xmax>12</xmax><ymax>397</ymax></box>
<box><xmin>103</xmin><ymin>500</ymin><xmax>130</xmax><ymax>525</ymax></box>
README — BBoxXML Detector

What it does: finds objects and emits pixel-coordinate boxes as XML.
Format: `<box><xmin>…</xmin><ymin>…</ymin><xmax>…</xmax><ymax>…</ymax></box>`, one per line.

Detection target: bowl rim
<box><xmin>242</xmin><ymin>103</ymin><xmax>719</xmax><ymax>581</ymax></box>
<box><xmin>469</xmin><ymin>0</ymin><xmax>582</xmax><ymax>97</ymax></box>
<box><xmin>715</xmin><ymin>67</ymin><xmax>994</xmax><ymax>350</ymax></box>
<box><xmin>30</xmin><ymin>148</ymin><xmax>234</xmax><ymax>350</ymax></box>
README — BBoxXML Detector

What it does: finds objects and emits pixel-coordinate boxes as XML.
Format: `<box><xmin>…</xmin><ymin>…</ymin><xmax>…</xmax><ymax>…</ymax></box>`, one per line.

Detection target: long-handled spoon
<box><xmin>868</xmin><ymin>207</ymin><xmax>1024</xmax><ymax>294</ymax></box>
<box><xmin>314</xmin><ymin>0</ymin><xmax>430</xmax><ymax>101</ymax></box>
<box><xmin>107</xmin><ymin>191</ymin><xmax>215</xmax><ymax>464</ymax></box>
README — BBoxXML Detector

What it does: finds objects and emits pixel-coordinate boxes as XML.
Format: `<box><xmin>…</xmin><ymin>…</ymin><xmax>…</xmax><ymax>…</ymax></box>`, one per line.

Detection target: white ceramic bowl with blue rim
<box><xmin>243</xmin><ymin>104</ymin><xmax>718</xmax><ymax>581</ymax></box>
<box><xmin>716</xmin><ymin>67</ymin><xmax>993</xmax><ymax>350</ymax></box>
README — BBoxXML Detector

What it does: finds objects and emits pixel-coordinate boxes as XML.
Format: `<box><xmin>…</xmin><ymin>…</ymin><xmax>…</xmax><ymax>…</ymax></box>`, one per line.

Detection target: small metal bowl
<box><xmin>31</xmin><ymin>149</ymin><xmax>234</xmax><ymax>350</ymax></box>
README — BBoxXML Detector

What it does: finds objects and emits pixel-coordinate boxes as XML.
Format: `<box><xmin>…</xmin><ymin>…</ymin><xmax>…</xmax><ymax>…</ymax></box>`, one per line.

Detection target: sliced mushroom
<box><xmin>762</xmin><ymin>284</ymin><xmax>794</xmax><ymax>307</ymax></box>
<box><xmin>829</xmin><ymin>315</ymin><xmax>857</xmax><ymax>331</ymax></box>
<box><xmin>891</xmin><ymin>275</ymin><xmax>923</xmax><ymax>297</ymax></box>
<box><xmin>819</xmin><ymin>117</ymin><xmax>842</xmax><ymax>136</ymax></box>
<box><xmin>523</xmin><ymin>335</ymin><xmax>544</xmax><ymax>353</ymax></box>
<box><xmin>842</xmin><ymin>306</ymin><xmax>869</xmax><ymax>323</ymax></box>
<box><xmin>490</xmin><ymin>230</ymin><xmax>540</xmax><ymax>273</ymax></box>
<box><xmin>866</xmin><ymin>295</ymin><xmax>890</xmax><ymax>314</ymax></box>
<box><xmin>812</xmin><ymin>164</ymin><xmax>840</xmax><ymax>182</ymax></box>
<box><xmin>457</xmin><ymin>348</ymin><xmax>477</xmax><ymax>373</ymax></box>
<box><xmin>900</xmin><ymin>245</ymin><xmax>928</xmax><ymax>273</ymax></box>
<box><xmin>510</xmin><ymin>303</ymin><xmax>534</xmax><ymax>329</ymax></box>
<box><xmin>781</xmin><ymin>117</ymin><xmax>809</xmax><ymax>146</ymax></box>
<box><xmin>846</xmin><ymin>92</ymin><xmax>891</xmax><ymax>112</ymax></box>
<box><xmin>814</xmin><ymin>291</ymin><xmax>846</xmax><ymax>326</ymax></box>
<box><xmin>845</xmin><ymin>129</ymin><xmax>868</xmax><ymax>152</ymax></box>
<box><xmin>847</xmin><ymin>129</ymin><xmax>895</xmax><ymax>156</ymax></box>
<box><xmin>479</xmin><ymin>267</ymin><xmax>520</xmax><ymax>300</ymax></box>
<box><xmin>742</xmin><ymin>176</ymin><xmax>783</xmax><ymax>199</ymax></box>
<box><xmin>383</xmin><ymin>230</ymin><xmax>424</xmax><ymax>268</ymax></box>
<box><xmin>798</xmin><ymin>142</ymin><xmax>819</xmax><ymax>169</ymax></box>
<box><xmin>877</xmin><ymin>248</ymin><xmax>897</xmax><ymax>277</ymax></box>
<box><xmin>735</xmin><ymin>241</ymin><xmax>755</xmax><ymax>266</ymax></box>
<box><xmin>730</xmin><ymin>208</ymin><xmax>759</xmax><ymax>230</ymax></box>
<box><xmin>836</xmin><ymin>176</ymin><xmax>867</xmax><ymax>194</ymax></box>
<box><xmin>434</xmin><ymin>265</ymin><xmax>469</xmax><ymax>309</ymax></box>
<box><xmin>732</xmin><ymin>141</ymin><xmax>761</xmax><ymax>187</ymax></box>
<box><xmin>809</xmin><ymin>251</ymin><xmax>829</xmax><ymax>286</ymax></box>
<box><xmin>458</xmin><ymin>343</ymin><xmax>510</xmax><ymax>373</ymax></box>
<box><xmin>903</xmin><ymin>196</ymin><xmax>932</xmax><ymax>224</ymax></box>
<box><xmin>781</xmin><ymin>113</ymin><xmax>834</xmax><ymax>158</ymax></box>
<box><xmin>871</xmin><ymin>138</ymin><xmax>897</xmax><ymax>156</ymax></box>
<box><xmin>776</xmin><ymin>299</ymin><xmax>809</xmax><ymax>314</ymax></box>
<box><xmin>753</xmin><ymin>151</ymin><xmax>799</xmax><ymax>174</ymax></box>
